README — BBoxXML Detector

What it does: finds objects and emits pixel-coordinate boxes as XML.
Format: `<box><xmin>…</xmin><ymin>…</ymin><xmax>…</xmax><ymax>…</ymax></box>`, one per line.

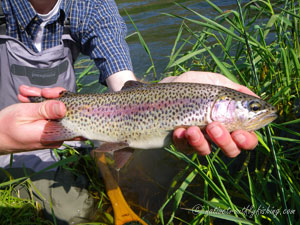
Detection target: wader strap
<box><xmin>0</xmin><ymin>0</ymin><xmax>71</xmax><ymax>35</ymax></box>
<box><xmin>63</xmin><ymin>17</ymin><xmax>71</xmax><ymax>35</ymax></box>
<box><xmin>10</xmin><ymin>60</ymin><xmax>69</xmax><ymax>86</ymax></box>
<box><xmin>0</xmin><ymin>0</ymin><xmax>6</xmax><ymax>35</ymax></box>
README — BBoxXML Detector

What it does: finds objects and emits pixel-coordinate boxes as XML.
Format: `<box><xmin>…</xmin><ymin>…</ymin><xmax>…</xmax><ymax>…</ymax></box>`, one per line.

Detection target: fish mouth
<box><xmin>246</xmin><ymin>112</ymin><xmax>278</xmax><ymax>131</ymax></box>
<box><xmin>260</xmin><ymin>112</ymin><xmax>278</xmax><ymax>124</ymax></box>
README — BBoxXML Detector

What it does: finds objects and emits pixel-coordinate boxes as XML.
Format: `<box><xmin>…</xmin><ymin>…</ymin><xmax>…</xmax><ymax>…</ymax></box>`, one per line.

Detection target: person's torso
<box><xmin>0</xmin><ymin>0</ymin><xmax>80</xmax><ymax>109</ymax></box>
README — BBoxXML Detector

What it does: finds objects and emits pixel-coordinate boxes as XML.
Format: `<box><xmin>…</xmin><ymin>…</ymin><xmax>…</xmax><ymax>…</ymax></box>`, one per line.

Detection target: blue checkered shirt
<box><xmin>1</xmin><ymin>0</ymin><xmax>133</xmax><ymax>84</ymax></box>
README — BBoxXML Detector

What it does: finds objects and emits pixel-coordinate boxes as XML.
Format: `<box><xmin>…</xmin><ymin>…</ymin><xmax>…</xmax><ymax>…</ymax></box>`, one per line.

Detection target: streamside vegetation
<box><xmin>0</xmin><ymin>0</ymin><xmax>299</xmax><ymax>224</ymax></box>
<box><xmin>156</xmin><ymin>1</ymin><xmax>300</xmax><ymax>225</ymax></box>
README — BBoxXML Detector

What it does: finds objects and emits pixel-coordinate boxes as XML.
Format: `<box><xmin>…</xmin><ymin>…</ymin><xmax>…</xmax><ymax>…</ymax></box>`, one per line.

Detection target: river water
<box><xmin>78</xmin><ymin>0</ymin><xmax>239</xmax><ymax>92</ymax></box>
<box><xmin>118</xmin><ymin>0</ymin><xmax>237</xmax><ymax>78</ymax></box>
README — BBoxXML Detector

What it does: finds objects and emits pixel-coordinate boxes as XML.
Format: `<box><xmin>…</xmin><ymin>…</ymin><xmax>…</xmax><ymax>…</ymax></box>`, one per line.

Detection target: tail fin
<box><xmin>41</xmin><ymin>121</ymin><xmax>80</xmax><ymax>144</ymax></box>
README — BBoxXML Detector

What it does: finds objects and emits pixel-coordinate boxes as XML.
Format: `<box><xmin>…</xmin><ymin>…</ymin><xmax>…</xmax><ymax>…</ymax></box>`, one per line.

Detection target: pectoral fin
<box><xmin>113</xmin><ymin>148</ymin><xmax>134</xmax><ymax>169</ymax></box>
<box><xmin>94</xmin><ymin>142</ymin><xmax>129</xmax><ymax>152</ymax></box>
<box><xmin>93</xmin><ymin>142</ymin><xmax>134</xmax><ymax>169</ymax></box>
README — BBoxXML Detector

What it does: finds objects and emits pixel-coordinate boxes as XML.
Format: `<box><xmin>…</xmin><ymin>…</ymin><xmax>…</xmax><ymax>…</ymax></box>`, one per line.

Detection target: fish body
<box><xmin>33</xmin><ymin>82</ymin><xmax>277</xmax><ymax>150</ymax></box>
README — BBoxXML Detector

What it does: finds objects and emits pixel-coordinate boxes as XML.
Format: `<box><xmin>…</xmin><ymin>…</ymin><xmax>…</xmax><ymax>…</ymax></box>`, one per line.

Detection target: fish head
<box><xmin>211</xmin><ymin>91</ymin><xmax>277</xmax><ymax>132</ymax></box>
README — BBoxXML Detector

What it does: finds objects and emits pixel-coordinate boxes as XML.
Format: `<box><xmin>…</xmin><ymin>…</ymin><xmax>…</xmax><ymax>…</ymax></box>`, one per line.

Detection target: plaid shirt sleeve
<box><xmin>72</xmin><ymin>0</ymin><xmax>133</xmax><ymax>84</ymax></box>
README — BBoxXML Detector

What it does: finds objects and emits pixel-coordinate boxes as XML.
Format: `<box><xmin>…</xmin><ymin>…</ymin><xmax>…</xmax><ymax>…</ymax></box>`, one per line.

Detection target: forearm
<box><xmin>106</xmin><ymin>70</ymin><xmax>137</xmax><ymax>92</ymax></box>
<box><xmin>80</xmin><ymin>0</ymin><xmax>133</xmax><ymax>86</ymax></box>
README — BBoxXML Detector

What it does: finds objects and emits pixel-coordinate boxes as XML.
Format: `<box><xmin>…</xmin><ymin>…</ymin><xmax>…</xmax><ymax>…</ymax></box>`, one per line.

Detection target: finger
<box><xmin>38</xmin><ymin>100</ymin><xmax>66</xmax><ymax>119</ymax></box>
<box><xmin>185</xmin><ymin>126</ymin><xmax>211</xmax><ymax>155</ymax></box>
<box><xmin>19</xmin><ymin>85</ymin><xmax>42</xmax><ymax>97</ymax></box>
<box><xmin>41</xmin><ymin>87</ymin><xmax>66</xmax><ymax>98</ymax></box>
<box><xmin>18</xmin><ymin>94</ymin><xmax>31</xmax><ymax>103</ymax></box>
<box><xmin>18</xmin><ymin>85</ymin><xmax>42</xmax><ymax>102</ymax></box>
<box><xmin>20</xmin><ymin>100</ymin><xmax>66</xmax><ymax>121</ymax></box>
<box><xmin>206</xmin><ymin>122</ymin><xmax>241</xmax><ymax>158</ymax></box>
<box><xmin>215</xmin><ymin>78</ymin><xmax>258</xmax><ymax>97</ymax></box>
<box><xmin>231</xmin><ymin>130</ymin><xmax>258</xmax><ymax>150</ymax></box>
<box><xmin>173</xmin><ymin>127</ymin><xmax>188</xmax><ymax>146</ymax></box>
<box><xmin>173</xmin><ymin>127</ymin><xmax>196</xmax><ymax>154</ymax></box>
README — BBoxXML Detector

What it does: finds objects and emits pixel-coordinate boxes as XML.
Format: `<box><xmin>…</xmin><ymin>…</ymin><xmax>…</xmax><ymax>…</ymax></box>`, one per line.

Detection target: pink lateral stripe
<box><xmin>78</xmin><ymin>98</ymin><xmax>198</xmax><ymax>118</ymax></box>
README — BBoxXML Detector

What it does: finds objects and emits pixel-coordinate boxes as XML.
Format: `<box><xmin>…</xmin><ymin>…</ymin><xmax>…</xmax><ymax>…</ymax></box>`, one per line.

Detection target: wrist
<box><xmin>106</xmin><ymin>70</ymin><xmax>136</xmax><ymax>92</ymax></box>
<box><xmin>0</xmin><ymin>107</ymin><xmax>22</xmax><ymax>154</ymax></box>
<box><xmin>0</xmin><ymin>133</ymin><xmax>15</xmax><ymax>154</ymax></box>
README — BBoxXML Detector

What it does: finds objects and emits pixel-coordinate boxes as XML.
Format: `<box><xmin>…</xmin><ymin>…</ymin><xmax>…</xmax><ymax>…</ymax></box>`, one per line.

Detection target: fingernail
<box><xmin>233</xmin><ymin>133</ymin><xmax>246</xmax><ymax>144</ymax></box>
<box><xmin>208</xmin><ymin>125</ymin><xmax>223</xmax><ymax>138</ymax></box>
<box><xmin>22</xmin><ymin>85</ymin><xmax>29</xmax><ymax>89</ymax></box>
<box><xmin>53</xmin><ymin>102</ymin><xmax>63</xmax><ymax>117</ymax></box>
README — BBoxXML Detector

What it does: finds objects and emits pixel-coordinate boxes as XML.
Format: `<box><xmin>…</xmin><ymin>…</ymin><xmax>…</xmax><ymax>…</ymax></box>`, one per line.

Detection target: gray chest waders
<box><xmin>0</xmin><ymin>4</ymin><xmax>94</xmax><ymax>224</ymax></box>
<box><xmin>0</xmin><ymin>3</ymin><xmax>80</xmax><ymax>171</ymax></box>
<box><xmin>0</xmin><ymin>33</ymin><xmax>79</xmax><ymax>109</ymax></box>
<box><xmin>0</xmin><ymin>0</ymin><xmax>78</xmax><ymax>110</ymax></box>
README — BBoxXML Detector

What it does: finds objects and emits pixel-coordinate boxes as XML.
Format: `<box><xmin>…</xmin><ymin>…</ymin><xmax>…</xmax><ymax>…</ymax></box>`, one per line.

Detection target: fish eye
<box><xmin>249</xmin><ymin>101</ymin><xmax>262</xmax><ymax>112</ymax></box>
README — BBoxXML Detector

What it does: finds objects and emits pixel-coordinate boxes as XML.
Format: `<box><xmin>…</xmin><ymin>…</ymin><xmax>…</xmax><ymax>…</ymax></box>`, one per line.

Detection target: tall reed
<box><xmin>158</xmin><ymin>1</ymin><xmax>300</xmax><ymax>224</ymax></box>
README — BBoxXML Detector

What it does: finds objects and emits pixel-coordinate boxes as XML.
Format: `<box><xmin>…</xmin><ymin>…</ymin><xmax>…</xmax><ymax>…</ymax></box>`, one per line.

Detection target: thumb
<box><xmin>37</xmin><ymin>100</ymin><xmax>66</xmax><ymax>120</ymax></box>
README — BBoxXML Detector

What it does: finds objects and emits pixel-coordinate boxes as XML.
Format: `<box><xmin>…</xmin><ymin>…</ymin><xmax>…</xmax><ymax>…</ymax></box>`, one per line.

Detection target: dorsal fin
<box><xmin>121</xmin><ymin>80</ymin><xmax>148</xmax><ymax>90</ymax></box>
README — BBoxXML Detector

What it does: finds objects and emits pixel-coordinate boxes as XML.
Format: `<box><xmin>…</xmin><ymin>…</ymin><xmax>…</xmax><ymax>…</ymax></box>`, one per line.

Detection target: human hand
<box><xmin>0</xmin><ymin>85</ymin><xmax>68</xmax><ymax>154</ymax></box>
<box><xmin>18</xmin><ymin>85</ymin><xmax>66</xmax><ymax>102</ymax></box>
<box><xmin>160</xmin><ymin>71</ymin><xmax>258</xmax><ymax>157</ymax></box>
<box><xmin>0</xmin><ymin>100</ymin><xmax>66</xmax><ymax>153</ymax></box>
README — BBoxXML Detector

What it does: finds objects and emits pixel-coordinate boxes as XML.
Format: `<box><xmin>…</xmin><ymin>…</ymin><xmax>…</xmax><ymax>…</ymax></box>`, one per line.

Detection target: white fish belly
<box><xmin>62</xmin><ymin>119</ymin><xmax>172</xmax><ymax>150</ymax></box>
<box><xmin>127</xmin><ymin>131</ymin><xmax>172</xmax><ymax>149</ymax></box>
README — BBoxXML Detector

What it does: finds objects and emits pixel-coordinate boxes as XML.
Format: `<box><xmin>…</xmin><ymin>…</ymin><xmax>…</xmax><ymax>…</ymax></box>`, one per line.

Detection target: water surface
<box><xmin>118</xmin><ymin>0</ymin><xmax>237</xmax><ymax>78</ymax></box>
<box><xmin>77</xmin><ymin>0</ymin><xmax>238</xmax><ymax>92</ymax></box>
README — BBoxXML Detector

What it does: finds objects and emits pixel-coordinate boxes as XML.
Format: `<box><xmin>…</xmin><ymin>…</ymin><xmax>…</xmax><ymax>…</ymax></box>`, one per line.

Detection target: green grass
<box><xmin>0</xmin><ymin>183</ymin><xmax>51</xmax><ymax>225</ymax></box>
<box><xmin>1</xmin><ymin>0</ymin><xmax>299</xmax><ymax>224</ymax></box>
<box><xmin>156</xmin><ymin>1</ymin><xmax>300</xmax><ymax>224</ymax></box>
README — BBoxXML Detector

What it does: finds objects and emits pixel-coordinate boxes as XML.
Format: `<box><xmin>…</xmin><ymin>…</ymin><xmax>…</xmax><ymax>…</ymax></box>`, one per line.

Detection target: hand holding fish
<box><xmin>18</xmin><ymin>85</ymin><xmax>67</xmax><ymax>103</ymax></box>
<box><xmin>161</xmin><ymin>71</ymin><xmax>259</xmax><ymax>157</ymax></box>
<box><xmin>173</xmin><ymin>122</ymin><xmax>258</xmax><ymax>158</ymax></box>
<box><xmin>16</xmin><ymin>72</ymin><xmax>273</xmax><ymax>160</ymax></box>
<box><xmin>0</xmin><ymin>98</ymin><xmax>65</xmax><ymax>153</ymax></box>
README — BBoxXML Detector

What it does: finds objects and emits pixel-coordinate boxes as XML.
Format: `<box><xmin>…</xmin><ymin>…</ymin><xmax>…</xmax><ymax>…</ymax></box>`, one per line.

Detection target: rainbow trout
<box><xmin>31</xmin><ymin>81</ymin><xmax>277</xmax><ymax>166</ymax></box>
